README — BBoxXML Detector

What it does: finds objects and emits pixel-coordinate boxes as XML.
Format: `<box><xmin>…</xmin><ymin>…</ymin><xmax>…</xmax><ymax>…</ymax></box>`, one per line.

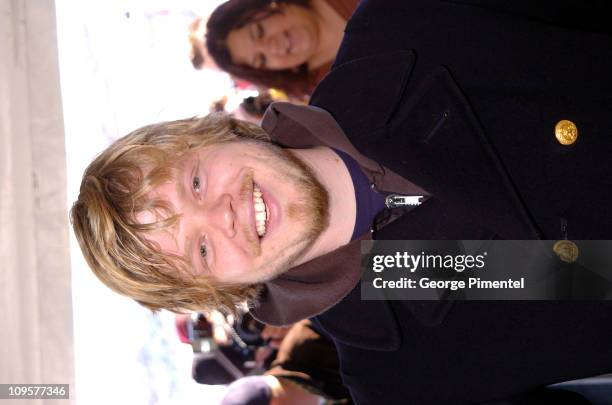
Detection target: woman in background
<box><xmin>194</xmin><ymin>0</ymin><xmax>358</xmax><ymax>99</ymax></box>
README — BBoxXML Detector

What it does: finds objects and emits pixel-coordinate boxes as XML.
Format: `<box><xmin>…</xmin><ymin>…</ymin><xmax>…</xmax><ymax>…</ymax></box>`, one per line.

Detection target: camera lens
<box><xmin>235</xmin><ymin>313</ymin><xmax>265</xmax><ymax>345</ymax></box>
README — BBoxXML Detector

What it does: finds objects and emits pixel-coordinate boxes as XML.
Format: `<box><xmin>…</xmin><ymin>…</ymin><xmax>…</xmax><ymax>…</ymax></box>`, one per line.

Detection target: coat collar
<box><xmin>252</xmin><ymin>102</ymin><xmax>421</xmax><ymax>351</ymax></box>
<box><xmin>261</xmin><ymin>101</ymin><xmax>428</xmax><ymax>198</ymax></box>
<box><xmin>251</xmin><ymin>237</ymin><xmax>365</xmax><ymax>327</ymax></box>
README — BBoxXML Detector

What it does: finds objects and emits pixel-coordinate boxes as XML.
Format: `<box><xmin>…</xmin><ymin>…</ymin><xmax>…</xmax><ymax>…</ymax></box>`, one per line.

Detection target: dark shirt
<box><xmin>331</xmin><ymin>148</ymin><xmax>386</xmax><ymax>241</ymax></box>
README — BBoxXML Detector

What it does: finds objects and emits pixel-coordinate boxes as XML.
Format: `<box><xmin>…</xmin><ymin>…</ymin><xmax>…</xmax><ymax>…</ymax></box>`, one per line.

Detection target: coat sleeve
<box><xmin>441</xmin><ymin>0</ymin><xmax>612</xmax><ymax>34</ymax></box>
<box><xmin>265</xmin><ymin>320</ymin><xmax>352</xmax><ymax>401</ymax></box>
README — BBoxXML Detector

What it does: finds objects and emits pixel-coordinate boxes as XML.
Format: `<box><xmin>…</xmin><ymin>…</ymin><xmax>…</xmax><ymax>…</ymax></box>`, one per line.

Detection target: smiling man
<box><xmin>71</xmin><ymin>114</ymin><xmax>355</xmax><ymax>312</ymax></box>
<box><xmin>72</xmin><ymin>106</ymin><xmax>612</xmax><ymax>404</ymax></box>
<box><xmin>134</xmin><ymin>137</ymin><xmax>333</xmax><ymax>286</ymax></box>
<box><xmin>72</xmin><ymin>0</ymin><xmax>612</xmax><ymax>403</ymax></box>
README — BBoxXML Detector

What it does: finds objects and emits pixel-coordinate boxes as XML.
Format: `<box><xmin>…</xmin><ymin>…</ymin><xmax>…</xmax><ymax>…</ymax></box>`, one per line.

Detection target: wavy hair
<box><xmin>70</xmin><ymin>113</ymin><xmax>270</xmax><ymax>314</ymax></box>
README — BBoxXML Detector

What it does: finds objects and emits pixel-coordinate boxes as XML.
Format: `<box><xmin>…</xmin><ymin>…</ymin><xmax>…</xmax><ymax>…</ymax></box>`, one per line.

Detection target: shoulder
<box><xmin>324</xmin><ymin>0</ymin><xmax>361</xmax><ymax>20</ymax></box>
<box><xmin>310</xmin><ymin>51</ymin><xmax>417</xmax><ymax>138</ymax></box>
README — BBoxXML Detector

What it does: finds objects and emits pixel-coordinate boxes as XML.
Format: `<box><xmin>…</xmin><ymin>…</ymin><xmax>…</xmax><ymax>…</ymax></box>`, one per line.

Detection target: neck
<box><xmin>288</xmin><ymin>146</ymin><xmax>356</xmax><ymax>265</ymax></box>
<box><xmin>308</xmin><ymin>0</ymin><xmax>346</xmax><ymax>70</ymax></box>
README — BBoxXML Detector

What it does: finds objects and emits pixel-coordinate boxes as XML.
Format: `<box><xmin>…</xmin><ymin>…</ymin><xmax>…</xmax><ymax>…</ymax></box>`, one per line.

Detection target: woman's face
<box><xmin>226</xmin><ymin>4</ymin><xmax>320</xmax><ymax>71</ymax></box>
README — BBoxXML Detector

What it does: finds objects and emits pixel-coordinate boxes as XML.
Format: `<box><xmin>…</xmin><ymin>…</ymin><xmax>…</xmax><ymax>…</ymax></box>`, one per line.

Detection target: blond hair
<box><xmin>70</xmin><ymin>113</ymin><xmax>270</xmax><ymax>314</ymax></box>
<box><xmin>188</xmin><ymin>17</ymin><xmax>207</xmax><ymax>69</ymax></box>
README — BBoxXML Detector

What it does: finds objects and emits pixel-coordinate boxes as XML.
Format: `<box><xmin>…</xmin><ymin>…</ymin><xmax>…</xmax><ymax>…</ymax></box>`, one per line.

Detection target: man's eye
<box><xmin>193</xmin><ymin>176</ymin><xmax>201</xmax><ymax>192</ymax></box>
<box><xmin>199</xmin><ymin>243</ymin><xmax>207</xmax><ymax>258</ymax></box>
<box><xmin>256</xmin><ymin>22</ymin><xmax>264</xmax><ymax>39</ymax></box>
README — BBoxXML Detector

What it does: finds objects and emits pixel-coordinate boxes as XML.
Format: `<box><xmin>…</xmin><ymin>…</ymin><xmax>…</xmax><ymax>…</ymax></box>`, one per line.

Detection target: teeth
<box><xmin>253</xmin><ymin>184</ymin><xmax>267</xmax><ymax>237</ymax></box>
<box><xmin>254</xmin><ymin>199</ymin><xmax>265</xmax><ymax>212</ymax></box>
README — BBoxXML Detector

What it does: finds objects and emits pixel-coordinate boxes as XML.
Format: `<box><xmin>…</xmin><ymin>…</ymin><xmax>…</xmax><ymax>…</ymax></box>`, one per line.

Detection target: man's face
<box><xmin>139</xmin><ymin>140</ymin><xmax>328</xmax><ymax>285</ymax></box>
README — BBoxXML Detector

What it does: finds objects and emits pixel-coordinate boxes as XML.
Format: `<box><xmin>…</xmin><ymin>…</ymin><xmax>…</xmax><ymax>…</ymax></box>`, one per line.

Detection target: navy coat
<box><xmin>307</xmin><ymin>0</ymin><xmax>612</xmax><ymax>403</ymax></box>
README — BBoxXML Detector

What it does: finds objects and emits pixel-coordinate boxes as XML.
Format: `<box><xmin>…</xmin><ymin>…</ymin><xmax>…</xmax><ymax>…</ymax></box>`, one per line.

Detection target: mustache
<box><xmin>239</xmin><ymin>169</ymin><xmax>261</xmax><ymax>256</ymax></box>
<box><xmin>239</xmin><ymin>169</ymin><xmax>254</xmax><ymax>206</ymax></box>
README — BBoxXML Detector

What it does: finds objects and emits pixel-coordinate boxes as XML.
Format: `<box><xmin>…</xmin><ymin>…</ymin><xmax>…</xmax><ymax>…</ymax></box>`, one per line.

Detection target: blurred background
<box><xmin>59</xmin><ymin>0</ymin><xmax>236</xmax><ymax>401</ymax></box>
<box><xmin>1</xmin><ymin>0</ymin><xmax>266</xmax><ymax>403</ymax></box>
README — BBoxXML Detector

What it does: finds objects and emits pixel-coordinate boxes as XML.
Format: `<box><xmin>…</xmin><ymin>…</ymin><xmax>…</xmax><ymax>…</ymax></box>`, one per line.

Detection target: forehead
<box><xmin>133</xmin><ymin>174</ymin><xmax>184</xmax><ymax>259</ymax></box>
<box><xmin>139</xmin><ymin>212</ymin><xmax>180</xmax><ymax>251</ymax></box>
<box><xmin>133</xmin><ymin>152</ymin><xmax>187</xmax><ymax>223</ymax></box>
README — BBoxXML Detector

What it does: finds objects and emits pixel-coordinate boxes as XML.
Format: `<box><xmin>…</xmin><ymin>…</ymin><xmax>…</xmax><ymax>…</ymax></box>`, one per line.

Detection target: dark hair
<box><xmin>241</xmin><ymin>93</ymin><xmax>274</xmax><ymax>117</ymax></box>
<box><xmin>206</xmin><ymin>0</ymin><xmax>316</xmax><ymax>97</ymax></box>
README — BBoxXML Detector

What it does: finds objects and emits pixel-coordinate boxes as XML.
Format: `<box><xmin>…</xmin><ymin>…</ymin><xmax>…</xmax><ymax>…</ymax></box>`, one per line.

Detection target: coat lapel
<box><xmin>312</xmin><ymin>51</ymin><xmax>542</xmax><ymax>239</ymax></box>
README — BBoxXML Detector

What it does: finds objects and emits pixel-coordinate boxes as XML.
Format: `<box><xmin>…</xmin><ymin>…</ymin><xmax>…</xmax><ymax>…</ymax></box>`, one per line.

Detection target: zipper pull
<box><xmin>385</xmin><ymin>194</ymin><xmax>424</xmax><ymax>208</ymax></box>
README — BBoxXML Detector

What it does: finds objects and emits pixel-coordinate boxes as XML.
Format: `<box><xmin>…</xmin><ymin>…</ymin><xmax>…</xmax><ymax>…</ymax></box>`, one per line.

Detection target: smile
<box><xmin>253</xmin><ymin>183</ymin><xmax>269</xmax><ymax>237</ymax></box>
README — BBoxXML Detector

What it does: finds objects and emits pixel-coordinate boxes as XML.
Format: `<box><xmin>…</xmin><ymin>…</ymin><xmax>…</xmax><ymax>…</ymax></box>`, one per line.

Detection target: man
<box><xmin>71</xmin><ymin>0</ymin><xmax>612</xmax><ymax>403</ymax></box>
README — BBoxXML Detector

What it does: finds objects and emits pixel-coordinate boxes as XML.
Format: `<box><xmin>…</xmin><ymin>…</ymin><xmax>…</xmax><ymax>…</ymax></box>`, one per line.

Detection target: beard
<box><xmin>238</xmin><ymin>139</ymin><xmax>330</xmax><ymax>284</ymax></box>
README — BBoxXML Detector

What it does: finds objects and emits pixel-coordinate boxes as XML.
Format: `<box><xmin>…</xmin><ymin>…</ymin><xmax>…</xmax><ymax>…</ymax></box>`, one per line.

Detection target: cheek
<box><xmin>214</xmin><ymin>247</ymin><xmax>251</xmax><ymax>280</ymax></box>
<box><xmin>203</xmin><ymin>156</ymin><xmax>240</xmax><ymax>191</ymax></box>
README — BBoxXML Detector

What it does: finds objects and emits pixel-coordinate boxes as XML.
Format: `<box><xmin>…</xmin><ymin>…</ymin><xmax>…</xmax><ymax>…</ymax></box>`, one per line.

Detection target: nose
<box><xmin>261</xmin><ymin>32</ymin><xmax>287</xmax><ymax>56</ymax></box>
<box><xmin>204</xmin><ymin>194</ymin><xmax>236</xmax><ymax>238</ymax></box>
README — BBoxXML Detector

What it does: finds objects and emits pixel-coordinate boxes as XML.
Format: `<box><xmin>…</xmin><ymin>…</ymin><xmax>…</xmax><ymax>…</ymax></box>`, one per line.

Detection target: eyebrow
<box><xmin>175</xmin><ymin>156</ymin><xmax>191</xmax><ymax>201</ymax></box>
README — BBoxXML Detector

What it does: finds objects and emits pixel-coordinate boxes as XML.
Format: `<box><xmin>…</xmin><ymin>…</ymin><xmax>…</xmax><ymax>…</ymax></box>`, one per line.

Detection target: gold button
<box><xmin>555</xmin><ymin>120</ymin><xmax>578</xmax><ymax>145</ymax></box>
<box><xmin>553</xmin><ymin>240</ymin><xmax>579</xmax><ymax>263</ymax></box>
